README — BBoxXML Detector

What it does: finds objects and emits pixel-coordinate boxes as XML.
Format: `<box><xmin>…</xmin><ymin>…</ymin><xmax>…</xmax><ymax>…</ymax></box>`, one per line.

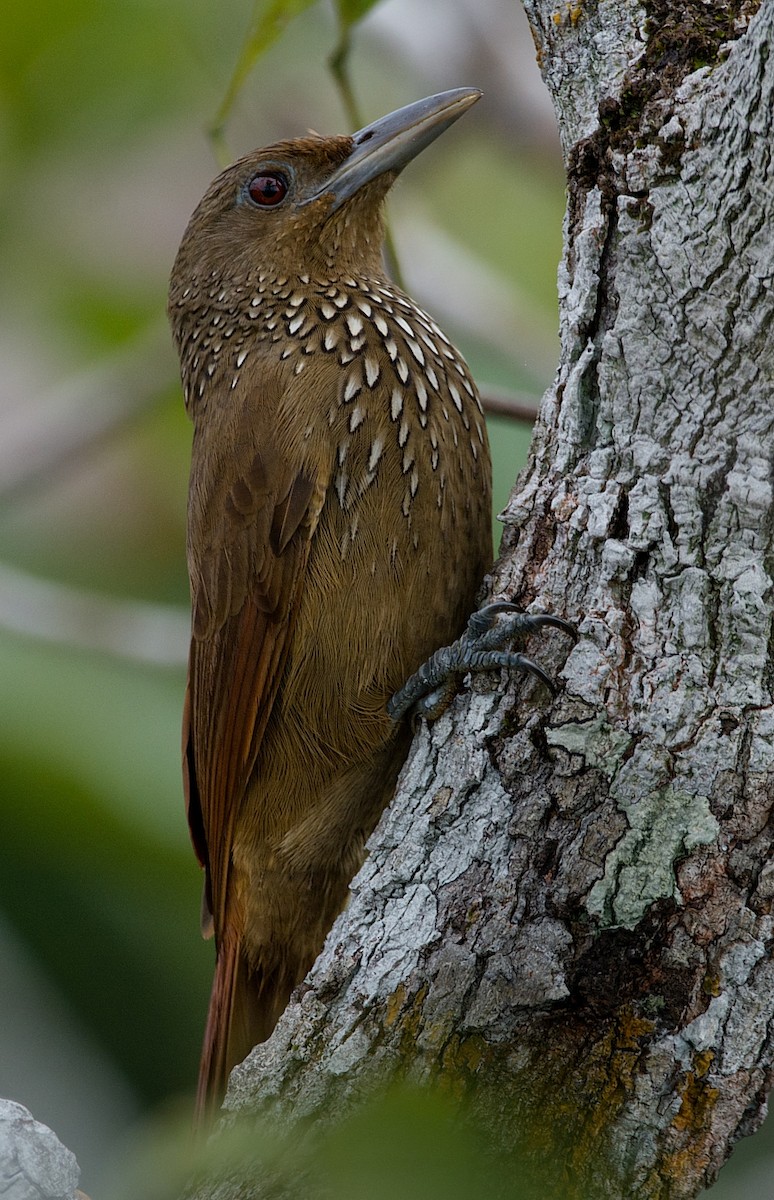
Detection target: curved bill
<box><xmin>305</xmin><ymin>88</ymin><xmax>482</xmax><ymax>211</ymax></box>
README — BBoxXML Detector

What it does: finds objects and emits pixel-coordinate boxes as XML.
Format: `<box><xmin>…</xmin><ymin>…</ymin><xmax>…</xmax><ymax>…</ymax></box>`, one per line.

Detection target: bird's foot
<box><xmin>387</xmin><ymin>602</ymin><xmax>577</xmax><ymax>722</ymax></box>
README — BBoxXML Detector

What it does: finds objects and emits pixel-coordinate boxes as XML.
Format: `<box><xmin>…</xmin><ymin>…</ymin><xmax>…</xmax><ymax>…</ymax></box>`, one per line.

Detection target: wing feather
<box><xmin>181</xmin><ymin>389</ymin><xmax>327</xmax><ymax>939</ymax></box>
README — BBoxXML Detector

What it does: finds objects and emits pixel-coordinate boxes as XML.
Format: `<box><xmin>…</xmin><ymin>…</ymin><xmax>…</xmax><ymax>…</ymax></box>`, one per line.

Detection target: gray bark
<box><xmin>187</xmin><ymin>2</ymin><xmax>774</xmax><ymax>1198</ymax></box>
<box><xmin>0</xmin><ymin>1100</ymin><xmax>83</xmax><ymax>1200</ymax></box>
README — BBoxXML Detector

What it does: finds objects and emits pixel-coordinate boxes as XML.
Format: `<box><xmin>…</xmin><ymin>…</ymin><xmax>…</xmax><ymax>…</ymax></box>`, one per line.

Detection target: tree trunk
<box><xmin>187</xmin><ymin>3</ymin><xmax>774</xmax><ymax>1197</ymax></box>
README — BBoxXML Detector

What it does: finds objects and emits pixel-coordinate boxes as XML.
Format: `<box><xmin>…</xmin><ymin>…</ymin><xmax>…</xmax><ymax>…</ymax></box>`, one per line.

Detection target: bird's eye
<box><xmin>247</xmin><ymin>172</ymin><xmax>289</xmax><ymax>207</ymax></box>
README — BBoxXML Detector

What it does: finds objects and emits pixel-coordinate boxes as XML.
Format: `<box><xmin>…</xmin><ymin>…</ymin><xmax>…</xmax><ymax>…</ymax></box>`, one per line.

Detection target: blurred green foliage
<box><xmin>108</xmin><ymin>1084</ymin><xmax>555</xmax><ymax>1200</ymax></box>
<box><xmin>0</xmin><ymin>634</ymin><xmax>204</xmax><ymax>1097</ymax></box>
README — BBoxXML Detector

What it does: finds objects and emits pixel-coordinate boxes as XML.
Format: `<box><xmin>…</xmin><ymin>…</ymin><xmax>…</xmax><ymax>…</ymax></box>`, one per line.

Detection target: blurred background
<box><xmin>0</xmin><ymin>0</ymin><xmax>769</xmax><ymax>1195</ymax></box>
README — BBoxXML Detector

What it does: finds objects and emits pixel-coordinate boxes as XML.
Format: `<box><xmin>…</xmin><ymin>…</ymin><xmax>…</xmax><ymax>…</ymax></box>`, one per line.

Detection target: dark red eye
<box><xmin>247</xmin><ymin>172</ymin><xmax>288</xmax><ymax>207</ymax></box>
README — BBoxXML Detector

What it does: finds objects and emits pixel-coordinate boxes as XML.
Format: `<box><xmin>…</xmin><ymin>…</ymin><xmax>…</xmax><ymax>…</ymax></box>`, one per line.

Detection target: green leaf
<box><xmin>211</xmin><ymin>0</ymin><xmax>319</xmax><ymax>139</ymax></box>
<box><xmin>334</xmin><ymin>0</ymin><xmax>382</xmax><ymax>32</ymax></box>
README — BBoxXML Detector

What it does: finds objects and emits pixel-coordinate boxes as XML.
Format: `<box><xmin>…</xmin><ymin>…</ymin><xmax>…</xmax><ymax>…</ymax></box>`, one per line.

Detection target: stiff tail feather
<box><xmin>195</xmin><ymin>939</ymin><xmax>298</xmax><ymax>1127</ymax></box>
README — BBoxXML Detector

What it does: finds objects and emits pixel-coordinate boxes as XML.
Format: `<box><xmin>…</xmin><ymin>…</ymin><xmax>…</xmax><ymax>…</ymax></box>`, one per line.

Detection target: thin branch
<box><xmin>0</xmin><ymin>324</ymin><xmax>175</xmax><ymax>507</ymax></box>
<box><xmin>479</xmin><ymin>386</ymin><xmax>538</xmax><ymax>422</ymax></box>
<box><xmin>0</xmin><ymin>562</ymin><xmax>188</xmax><ymax>667</ymax></box>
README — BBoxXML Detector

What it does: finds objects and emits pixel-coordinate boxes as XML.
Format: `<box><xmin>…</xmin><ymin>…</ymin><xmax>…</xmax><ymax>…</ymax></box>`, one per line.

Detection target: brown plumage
<box><xmin>168</xmin><ymin>90</ymin><xmax>492</xmax><ymax>1123</ymax></box>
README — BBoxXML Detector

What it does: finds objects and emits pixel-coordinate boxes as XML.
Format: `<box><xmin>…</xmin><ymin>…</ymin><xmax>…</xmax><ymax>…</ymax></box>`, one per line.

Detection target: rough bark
<box><xmin>186</xmin><ymin>2</ymin><xmax>774</xmax><ymax>1198</ymax></box>
<box><xmin>0</xmin><ymin>1099</ymin><xmax>83</xmax><ymax>1200</ymax></box>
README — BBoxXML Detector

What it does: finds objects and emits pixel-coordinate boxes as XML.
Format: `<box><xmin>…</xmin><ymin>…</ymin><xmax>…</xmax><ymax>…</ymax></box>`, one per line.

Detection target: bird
<box><xmin>168</xmin><ymin>89</ymin><xmax>494</xmax><ymax>1123</ymax></box>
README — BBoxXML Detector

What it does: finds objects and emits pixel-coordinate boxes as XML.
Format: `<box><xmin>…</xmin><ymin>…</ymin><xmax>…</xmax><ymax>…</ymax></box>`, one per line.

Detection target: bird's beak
<box><xmin>306</xmin><ymin>88</ymin><xmax>482</xmax><ymax>212</ymax></box>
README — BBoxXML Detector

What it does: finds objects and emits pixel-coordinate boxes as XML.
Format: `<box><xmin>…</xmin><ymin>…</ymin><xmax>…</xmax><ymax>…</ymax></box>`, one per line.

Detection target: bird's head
<box><xmin>169</xmin><ymin>89</ymin><xmax>481</xmax><ymax>295</ymax></box>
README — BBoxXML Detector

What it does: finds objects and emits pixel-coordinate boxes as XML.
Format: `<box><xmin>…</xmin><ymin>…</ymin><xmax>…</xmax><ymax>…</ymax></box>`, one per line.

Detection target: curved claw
<box><xmin>517</xmin><ymin>654</ymin><xmax>558</xmax><ymax>694</ymax></box>
<box><xmin>389</xmin><ymin>601</ymin><xmax>576</xmax><ymax>723</ymax></box>
<box><xmin>466</xmin><ymin>603</ymin><xmax>577</xmax><ymax>642</ymax></box>
<box><xmin>529</xmin><ymin>614</ymin><xmax>578</xmax><ymax>639</ymax></box>
<box><xmin>466</xmin><ymin>648</ymin><xmax>558</xmax><ymax>695</ymax></box>
<box><xmin>466</xmin><ymin>601</ymin><xmax>519</xmax><ymax>638</ymax></box>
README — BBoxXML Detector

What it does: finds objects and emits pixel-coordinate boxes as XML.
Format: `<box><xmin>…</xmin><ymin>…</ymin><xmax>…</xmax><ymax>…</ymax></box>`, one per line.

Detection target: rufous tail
<box><xmin>194</xmin><ymin>938</ymin><xmax>295</xmax><ymax>1127</ymax></box>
